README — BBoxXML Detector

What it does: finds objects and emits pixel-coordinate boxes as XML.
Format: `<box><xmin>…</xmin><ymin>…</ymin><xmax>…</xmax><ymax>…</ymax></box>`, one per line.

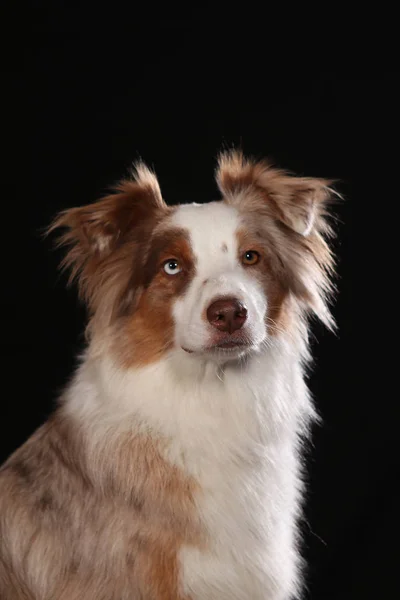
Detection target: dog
<box><xmin>0</xmin><ymin>150</ymin><xmax>336</xmax><ymax>599</ymax></box>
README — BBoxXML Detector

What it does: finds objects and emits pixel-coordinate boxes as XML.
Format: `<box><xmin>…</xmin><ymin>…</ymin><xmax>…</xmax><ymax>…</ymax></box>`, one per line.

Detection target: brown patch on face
<box><xmin>221</xmin><ymin>242</ymin><xmax>228</xmax><ymax>253</ymax></box>
<box><xmin>236</xmin><ymin>227</ymin><xmax>290</xmax><ymax>336</ymax></box>
<box><xmin>0</xmin><ymin>413</ymin><xmax>203</xmax><ymax>599</ymax></box>
<box><xmin>114</xmin><ymin>226</ymin><xmax>196</xmax><ymax>367</ymax></box>
<box><xmin>219</xmin><ymin>150</ymin><xmax>336</xmax><ymax>329</ymax></box>
<box><xmin>48</xmin><ymin>169</ymin><xmax>168</xmax><ymax>318</ymax></box>
<box><xmin>48</xmin><ymin>165</ymin><xmax>200</xmax><ymax>368</ymax></box>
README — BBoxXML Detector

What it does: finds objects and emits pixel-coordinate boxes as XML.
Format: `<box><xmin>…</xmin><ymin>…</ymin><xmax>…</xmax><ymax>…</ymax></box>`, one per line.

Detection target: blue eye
<box><xmin>163</xmin><ymin>259</ymin><xmax>182</xmax><ymax>275</ymax></box>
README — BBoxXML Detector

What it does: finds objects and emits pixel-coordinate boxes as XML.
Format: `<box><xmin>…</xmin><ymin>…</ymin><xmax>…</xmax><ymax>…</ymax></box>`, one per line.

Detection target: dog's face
<box><xmin>167</xmin><ymin>202</ymin><xmax>268</xmax><ymax>358</ymax></box>
<box><xmin>51</xmin><ymin>152</ymin><xmax>334</xmax><ymax>367</ymax></box>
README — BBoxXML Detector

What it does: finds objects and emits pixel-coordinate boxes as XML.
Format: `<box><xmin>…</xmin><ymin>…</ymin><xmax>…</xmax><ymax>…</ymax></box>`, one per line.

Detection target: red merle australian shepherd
<box><xmin>0</xmin><ymin>150</ymin><xmax>337</xmax><ymax>600</ymax></box>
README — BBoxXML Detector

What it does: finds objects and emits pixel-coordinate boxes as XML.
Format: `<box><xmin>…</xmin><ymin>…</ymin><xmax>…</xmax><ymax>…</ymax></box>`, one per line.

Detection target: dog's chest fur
<box><xmin>67</xmin><ymin>344</ymin><xmax>309</xmax><ymax>599</ymax></box>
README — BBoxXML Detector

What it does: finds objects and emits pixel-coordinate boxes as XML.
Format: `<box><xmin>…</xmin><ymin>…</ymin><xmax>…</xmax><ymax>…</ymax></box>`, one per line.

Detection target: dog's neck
<box><xmin>62</xmin><ymin>332</ymin><xmax>313</xmax><ymax>448</ymax></box>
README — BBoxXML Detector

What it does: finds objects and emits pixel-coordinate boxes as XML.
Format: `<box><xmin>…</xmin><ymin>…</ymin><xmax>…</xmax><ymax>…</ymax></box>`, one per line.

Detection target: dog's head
<box><xmin>50</xmin><ymin>151</ymin><xmax>336</xmax><ymax>367</ymax></box>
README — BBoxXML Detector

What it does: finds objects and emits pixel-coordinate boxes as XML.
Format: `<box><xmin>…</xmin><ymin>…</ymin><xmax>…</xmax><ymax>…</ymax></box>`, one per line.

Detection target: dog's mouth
<box><xmin>182</xmin><ymin>338</ymin><xmax>251</xmax><ymax>354</ymax></box>
<box><xmin>214</xmin><ymin>340</ymin><xmax>248</xmax><ymax>350</ymax></box>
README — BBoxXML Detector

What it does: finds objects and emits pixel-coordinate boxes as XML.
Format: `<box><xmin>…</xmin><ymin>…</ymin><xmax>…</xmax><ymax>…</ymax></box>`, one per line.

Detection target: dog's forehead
<box><xmin>170</xmin><ymin>202</ymin><xmax>241</xmax><ymax>262</ymax></box>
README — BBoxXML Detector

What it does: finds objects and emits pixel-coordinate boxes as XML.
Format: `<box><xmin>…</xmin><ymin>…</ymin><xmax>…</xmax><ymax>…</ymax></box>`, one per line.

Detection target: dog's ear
<box><xmin>216</xmin><ymin>150</ymin><xmax>332</xmax><ymax>236</ymax></box>
<box><xmin>47</xmin><ymin>163</ymin><xmax>167</xmax><ymax>314</ymax></box>
<box><xmin>50</xmin><ymin>163</ymin><xmax>165</xmax><ymax>258</ymax></box>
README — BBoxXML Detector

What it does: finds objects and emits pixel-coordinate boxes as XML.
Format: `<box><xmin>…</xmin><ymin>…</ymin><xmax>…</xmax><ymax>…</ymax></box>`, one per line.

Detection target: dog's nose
<box><xmin>206</xmin><ymin>298</ymin><xmax>247</xmax><ymax>333</ymax></box>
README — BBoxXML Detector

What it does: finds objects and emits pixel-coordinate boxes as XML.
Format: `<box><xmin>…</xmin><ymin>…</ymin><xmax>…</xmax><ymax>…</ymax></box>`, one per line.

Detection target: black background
<box><xmin>2</xmin><ymin>15</ymin><xmax>399</xmax><ymax>600</ymax></box>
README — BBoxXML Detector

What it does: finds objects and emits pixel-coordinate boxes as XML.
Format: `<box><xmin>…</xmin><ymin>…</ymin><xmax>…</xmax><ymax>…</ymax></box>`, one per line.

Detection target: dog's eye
<box><xmin>242</xmin><ymin>250</ymin><xmax>260</xmax><ymax>266</ymax></box>
<box><xmin>163</xmin><ymin>259</ymin><xmax>182</xmax><ymax>275</ymax></box>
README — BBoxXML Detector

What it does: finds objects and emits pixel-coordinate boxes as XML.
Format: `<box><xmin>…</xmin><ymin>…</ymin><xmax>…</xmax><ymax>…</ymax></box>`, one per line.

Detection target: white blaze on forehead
<box><xmin>170</xmin><ymin>202</ymin><xmax>241</xmax><ymax>273</ymax></box>
<box><xmin>170</xmin><ymin>201</ymin><xmax>268</xmax><ymax>354</ymax></box>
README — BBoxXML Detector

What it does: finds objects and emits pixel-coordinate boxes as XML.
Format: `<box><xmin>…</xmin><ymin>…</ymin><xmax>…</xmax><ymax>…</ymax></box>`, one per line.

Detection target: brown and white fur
<box><xmin>0</xmin><ymin>151</ymin><xmax>336</xmax><ymax>599</ymax></box>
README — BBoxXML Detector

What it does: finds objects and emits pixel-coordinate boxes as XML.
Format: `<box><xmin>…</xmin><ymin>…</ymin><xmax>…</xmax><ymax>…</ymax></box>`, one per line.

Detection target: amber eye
<box><xmin>242</xmin><ymin>250</ymin><xmax>260</xmax><ymax>266</ymax></box>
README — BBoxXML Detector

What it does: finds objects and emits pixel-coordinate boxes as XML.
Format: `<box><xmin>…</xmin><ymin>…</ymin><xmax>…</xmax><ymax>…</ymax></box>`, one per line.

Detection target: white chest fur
<box><xmin>174</xmin><ymin>354</ymin><xmax>309</xmax><ymax>600</ymax></box>
<box><xmin>68</xmin><ymin>344</ymin><xmax>313</xmax><ymax>600</ymax></box>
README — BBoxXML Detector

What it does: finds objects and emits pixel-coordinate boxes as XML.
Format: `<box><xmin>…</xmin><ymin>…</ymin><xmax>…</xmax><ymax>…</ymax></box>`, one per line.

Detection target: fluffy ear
<box><xmin>49</xmin><ymin>162</ymin><xmax>165</xmax><ymax>257</ymax></box>
<box><xmin>47</xmin><ymin>162</ymin><xmax>167</xmax><ymax>313</ymax></box>
<box><xmin>216</xmin><ymin>150</ymin><xmax>332</xmax><ymax>236</ymax></box>
<box><xmin>267</xmin><ymin>178</ymin><xmax>328</xmax><ymax>236</ymax></box>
